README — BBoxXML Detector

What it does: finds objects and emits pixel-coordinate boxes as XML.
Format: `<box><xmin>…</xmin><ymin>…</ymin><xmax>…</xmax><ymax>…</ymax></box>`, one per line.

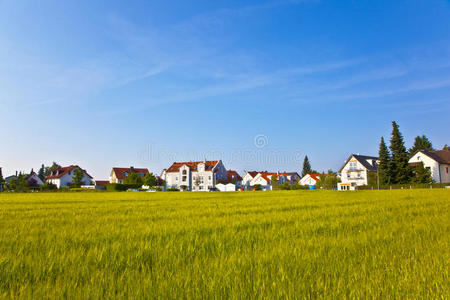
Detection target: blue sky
<box><xmin>1</xmin><ymin>0</ymin><xmax>449</xmax><ymax>179</ymax></box>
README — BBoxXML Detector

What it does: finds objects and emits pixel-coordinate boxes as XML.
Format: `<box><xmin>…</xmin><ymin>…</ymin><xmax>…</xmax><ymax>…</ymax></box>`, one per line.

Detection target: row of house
<box><xmin>1</xmin><ymin>147</ymin><xmax>449</xmax><ymax>191</ymax></box>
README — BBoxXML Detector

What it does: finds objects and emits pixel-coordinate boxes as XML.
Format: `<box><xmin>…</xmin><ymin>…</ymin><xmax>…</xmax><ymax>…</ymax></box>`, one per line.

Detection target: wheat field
<box><xmin>0</xmin><ymin>190</ymin><xmax>448</xmax><ymax>298</ymax></box>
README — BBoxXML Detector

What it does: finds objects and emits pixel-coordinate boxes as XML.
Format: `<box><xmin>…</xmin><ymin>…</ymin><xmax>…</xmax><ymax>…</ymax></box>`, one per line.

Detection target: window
<box><xmin>199</xmin><ymin>176</ymin><xmax>204</xmax><ymax>184</ymax></box>
<box><xmin>447</xmin><ymin>167</ymin><xmax>449</xmax><ymax>174</ymax></box>
<box><xmin>124</xmin><ymin>172</ymin><xmax>128</xmax><ymax>177</ymax></box>
<box><xmin>176</xmin><ymin>177</ymin><xmax>178</xmax><ymax>181</ymax></box>
<box><xmin>208</xmin><ymin>176</ymin><xmax>211</xmax><ymax>181</ymax></box>
<box><xmin>182</xmin><ymin>170</ymin><xmax>187</xmax><ymax>175</ymax></box>
<box><xmin>199</xmin><ymin>186</ymin><xmax>204</xmax><ymax>190</ymax></box>
<box><xmin>357</xmin><ymin>173</ymin><xmax>361</xmax><ymax>178</ymax></box>
<box><xmin>182</xmin><ymin>176</ymin><xmax>187</xmax><ymax>182</ymax></box>
<box><xmin>347</xmin><ymin>173</ymin><xmax>350</xmax><ymax>179</ymax></box>
<box><xmin>140</xmin><ymin>172</ymin><xmax>144</xmax><ymax>177</ymax></box>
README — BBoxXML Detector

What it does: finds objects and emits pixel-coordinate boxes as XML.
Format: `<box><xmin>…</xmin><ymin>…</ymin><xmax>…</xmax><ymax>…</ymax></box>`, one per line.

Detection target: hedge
<box><xmin>106</xmin><ymin>183</ymin><xmax>142</xmax><ymax>192</ymax></box>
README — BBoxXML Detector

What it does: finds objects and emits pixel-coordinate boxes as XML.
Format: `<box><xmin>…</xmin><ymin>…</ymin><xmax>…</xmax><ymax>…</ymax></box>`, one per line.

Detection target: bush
<box><xmin>106</xmin><ymin>184</ymin><xmax>142</xmax><ymax>192</ymax></box>
<box><xmin>166</xmin><ymin>187</ymin><xmax>180</xmax><ymax>192</ymax></box>
<box><xmin>253</xmin><ymin>184</ymin><xmax>262</xmax><ymax>191</ymax></box>
<box><xmin>291</xmin><ymin>184</ymin><xmax>309</xmax><ymax>190</ymax></box>
<box><xmin>40</xmin><ymin>182</ymin><xmax>57</xmax><ymax>191</ymax></box>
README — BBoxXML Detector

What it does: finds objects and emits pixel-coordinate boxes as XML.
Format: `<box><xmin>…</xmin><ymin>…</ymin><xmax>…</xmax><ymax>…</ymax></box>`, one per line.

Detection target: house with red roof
<box><xmin>46</xmin><ymin>165</ymin><xmax>93</xmax><ymax>188</ymax></box>
<box><xmin>109</xmin><ymin>167</ymin><xmax>149</xmax><ymax>184</ymax></box>
<box><xmin>160</xmin><ymin>159</ymin><xmax>227</xmax><ymax>191</ymax></box>
<box><xmin>242</xmin><ymin>171</ymin><xmax>300</xmax><ymax>190</ymax></box>
<box><xmin>299</xmin><ymin>173</ymin><xmax>326</xmax><ymax>186</ymax></box>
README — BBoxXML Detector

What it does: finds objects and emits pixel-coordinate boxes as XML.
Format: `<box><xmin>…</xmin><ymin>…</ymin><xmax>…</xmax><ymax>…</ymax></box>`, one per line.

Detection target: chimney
<box><xmin>130</xmin><ymin>166</ymin><xmax>135</xmax><ymax>172</ymax></box>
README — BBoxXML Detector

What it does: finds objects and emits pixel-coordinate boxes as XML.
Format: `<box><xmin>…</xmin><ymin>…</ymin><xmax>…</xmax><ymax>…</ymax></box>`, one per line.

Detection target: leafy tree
<box><xmin>41</xmin><ymin>182</ymin><xmax>57</xmax><ymax>191</ymax></box>
<box><xmin>302</xmin><ymin>156</ymin><xmax>312</xmax><ymax>177</ymax></box>
<box><xmin>123</xmin><ymin>172</ymin><xmax>143</xmax><ymax>185</ymax></box>
<box><xmin>317</xmin><ymin>171</ymin><xmax>339</xmax><ymax>189</ymax></box>
<box><xmin>378</xmin><ymin>137</ymin><xmax>391</xmax><ymax>185</ymax></box>
<box><xmin>413</xmin><ymin>162</ymin><xmax>433</xmax><ymax>184</ymax></box>
<box><xmin>389</xmin><ymin>121</ymin><xmax>413</xmax><ymax>184</ymax></box>
<box><xmin>143</xmin><ymin>172</ymin><xmax>157</xmax><ymax>187</ymax></box>
<box><xmin>279</xmin><ymin>182</ymin><xmax>291</xmax><ymax>190</ymax></box>
<box><xmin>8</xmin><ymin>173</ymin><xmax>29</xmax><ymax>192</ymax></box>
<box><xmin>271</xmin><ymin>175</ymin><xmax>279</xmax><ymax>190</ymax></box>
<box><xmin>38</xmin><ymin>164</ymin><xmax>46</xmax><ymax>181</ymax></box>
<box><xmin>45</xmin><ymin>162</ymin><xmax>62</xmax><ymax>176</ymax></box>
<box><xmin>71</xmin><ymin>168</ymin><xmax>85</xmax><ymax>188</ymax></box>
<box><xmin>315</xmin><ymin>173</ymin><xmax>327</xmax><ymax>189</ymax></box>
<box><xmin>408</xmin><ymin>135</ymin><xmax>433</xmax><ymax>157</ymax></box>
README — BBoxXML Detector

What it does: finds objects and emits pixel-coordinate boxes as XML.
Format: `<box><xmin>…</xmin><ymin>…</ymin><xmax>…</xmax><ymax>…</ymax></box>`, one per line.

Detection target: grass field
<box><xmin>0</xmin><ymin>190</ymin><xmax>448</xmax><ymax>298</ymax></box>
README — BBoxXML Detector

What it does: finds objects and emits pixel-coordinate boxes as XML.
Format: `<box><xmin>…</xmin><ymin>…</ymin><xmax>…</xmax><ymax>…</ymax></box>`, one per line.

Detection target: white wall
<box><xmin>409</xmin><ymin>152</ymin><xmax>441</xmax><ymax>183</ymax></box>
<box><xmin>340</xmin><ymin>156</ymin><xmax>370</xmax><ymax>186</ymax></box>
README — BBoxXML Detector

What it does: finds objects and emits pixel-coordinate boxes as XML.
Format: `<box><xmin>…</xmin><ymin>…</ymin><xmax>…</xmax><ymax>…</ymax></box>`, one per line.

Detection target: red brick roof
<box><xmin>46</xmin><ymin>165</ymin><xmax>93</xmax><ymax>179</ymax></box>
<box><xmin>112</xmin><ymin>167</ymin><xmax>149</xmax><ymax>180</ymax></box>
<box><xmin>309</xmin><ymin>173</ymin><xmax>327</xmax><ymax>181</ymax></box>
<box><xmin>227</xmin><ymin>170</ymin><xmax>242</xmax><ymax>181</ymax></box>
<box><xmin>166</xmin><ymin>161</ymin><xmax>219</xmax><ymax>173</ymax></box>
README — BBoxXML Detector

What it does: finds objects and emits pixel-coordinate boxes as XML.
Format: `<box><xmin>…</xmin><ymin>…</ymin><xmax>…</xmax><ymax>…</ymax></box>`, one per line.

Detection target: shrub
<box><xmin>106</xmin><ymin>184</ymin><xmax>142</xmax><ymax>192</ymax></box>
<box><xmin>166</xmin><ymin>187</ymin><xmax>180</xmax><ymax>192</ymax></box>
<box><xmin>253</xmin><ymin>184</ymin><xmax>262</xmax><ymax>191</ymax></box>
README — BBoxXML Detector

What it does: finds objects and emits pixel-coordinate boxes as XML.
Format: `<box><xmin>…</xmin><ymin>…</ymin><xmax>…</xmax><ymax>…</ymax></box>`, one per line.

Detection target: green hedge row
<box><xmin>106</xmin><ymin>183</ymin><xmax>142</xmax><ymax>192</ymax></box>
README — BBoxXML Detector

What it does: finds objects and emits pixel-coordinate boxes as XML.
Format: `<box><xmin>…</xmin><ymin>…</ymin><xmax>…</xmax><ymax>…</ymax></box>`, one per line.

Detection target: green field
<box><xmin>0</xmin><ymin>190</ymin><xmax>448</xmax><ymax>298</ymax></box>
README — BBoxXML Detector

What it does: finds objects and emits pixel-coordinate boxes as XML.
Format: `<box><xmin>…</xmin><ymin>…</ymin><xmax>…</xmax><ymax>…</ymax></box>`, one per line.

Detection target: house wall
<box><xmin>48</xmin><ymin>172</ymin><xmax>91</xmax><ymax>188</ymax></box>
<box><xmin>164</xmin><ymin>161</ymin><xmax>227</xmax><ymax>191</ymax></box>
<box><xmin>299</xmin><ymin>175</ymin><xmax>317</xmax><ymax>186</ymax></box>
<box><xmin>409</xmin><ymin>152</ymin><xmax>442</xmax><ymax>183</ymax></box>
<box><xmin>340</xmin><ymin>156</ymin><xmax>370</xmax><ymax>186</ymax></box>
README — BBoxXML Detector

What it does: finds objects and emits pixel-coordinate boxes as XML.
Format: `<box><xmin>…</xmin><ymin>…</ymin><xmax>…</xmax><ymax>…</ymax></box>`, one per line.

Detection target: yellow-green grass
<box><xmin>0</xmin><ymin>190</ymin><xmax>448</xmax><ymax>299</ymax></box>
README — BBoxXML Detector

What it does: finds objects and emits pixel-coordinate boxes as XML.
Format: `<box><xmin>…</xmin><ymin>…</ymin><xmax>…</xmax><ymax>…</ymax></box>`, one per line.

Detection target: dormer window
<box><xmin>124</xmin><ymin>172</ymin><xmax>128</xmax><ymax>177</ymax></box>
<box><xmin>140</xmin><ymin>172</ymin><xmax>144</xmax><ymax>177</ymax></box>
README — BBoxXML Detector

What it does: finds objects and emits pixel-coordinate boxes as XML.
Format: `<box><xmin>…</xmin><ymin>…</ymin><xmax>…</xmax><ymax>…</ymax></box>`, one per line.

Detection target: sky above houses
<box><xmin>1</xmin><ymin>0</ymin><xmax>449</xmax><ymax>179</ymax></box>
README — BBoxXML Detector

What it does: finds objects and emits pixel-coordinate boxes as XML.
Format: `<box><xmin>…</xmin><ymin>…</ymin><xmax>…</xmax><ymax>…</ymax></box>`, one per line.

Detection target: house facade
<box><xmin>110</xmin><ymin>167</ymin><xmax>149</xmax><ymax>184</ymax></box>
<box><xmin>46</xmin><ymin>165</ymin><xmax>93</xmax><ymax>188</ymax></box>
<box><xmin>299</xmin><ymin>173</ymin><xmax>325</xmax><ymax>186</ymax></box>
<box><xmin>408</xmin><ymin>147</ymin><xmax>450</xmax><ymax>183</ymax></box>
<box><xmin>161</xmin><ymin>160</ymin><xmax>227</xmax><ymax>191</ymax></box>
<box><xmin>339</xmin><ymin>154</ymin><xmax>379</xmax><ymax>187</ymax></box>
<box><xmin>242</xmin><ymin>171</ymin><xmax>299</xmax><ymax>190</ymax></box>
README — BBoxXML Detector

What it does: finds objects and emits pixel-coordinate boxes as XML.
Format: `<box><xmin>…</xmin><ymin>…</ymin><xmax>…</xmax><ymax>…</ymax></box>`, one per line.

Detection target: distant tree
<box><xmin>8</xmin><ymin>173</ymin><xmax>29</xmax><ymax>192</ymax></box>
<box><xmin>194</xmin><ymin>176</ymin><xmax>200</xmax><ymax>191</ymax></box>
<box><xmin>413</xmin><ymin>162</ymin><xmax>433</xmax><ymax>184</ymax></box>
<box><xmin>253</xmin><ymin>184</ymin><xmax>262</xmax><ymax>191</ymax></box>
<box><xmin>143</xmin><ymin>172</ymin><xmax>157</xmax><ymax>187</ymax></box>
<box><xmin>271</xmin><ymin>174</ymin><xmax>279</xmax><ymax>190</ymax></box>
<box><xmin>71</xmin><ymin>168</ymin><xmax>85</xmax><ymax>188</ymax></box>
<box><xmin>378</xmin><ymin>137</ymin><xmax>391</xmax><ymax>185</ymax></box>
<box><xmin>123</xmin><ymin>172</ymin><xmax>143</xmax><ymax>185</ymax></box>
<box><xmin>45</xmin><ymin>162</ymin><xmax>61</xmax><ymax>176</ymax></box>
<box><xmin>389</xmin><ymin>121</ymin><xmax>413</xmax><ymax>184</ymax></box>
<box><xmin>315</xmin><ymin>173</ymin><xmax>327</xmax><ymax>189</ymax></box>
<box><xmin>38</xmin><ymin>164</ymin><xmax>46</xmax><ymax>181</ymax></box>
<box><xmin>279</xmin><ymin>182</ymin><xmax>291</xmax><ymax>190</ymax></box>
<box><xmin>301</xmin><ymin>156</ymin><xmax>312</xmax><ymax>177</ymax></box>
<box><xmin>0</xmin><ymin>170</ymin><xmax>4</xmax><ymax>184</ymax></box>
<box><xmin>408</xmin><ymin>135</ymin><xmax>433</xmax><ymax>157</ymax></box>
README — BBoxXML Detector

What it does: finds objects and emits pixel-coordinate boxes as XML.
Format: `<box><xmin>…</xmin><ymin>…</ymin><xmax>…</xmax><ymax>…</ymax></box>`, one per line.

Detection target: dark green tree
<box><xmin>301</xmin><ymin>156</ymin><xmax>312</xmax><ymax>177</ymax></box>
<box><xmin>378</xmin><ymin>137</ymin><xmax>391</xmax><ymax>185</ymax></box>
<box><xmin>413</xmin><ymin>162</ymin><xmax>433</xmax><ymax>184</ymax></box>
<box><xmin>8</xmin><ymin>173</ymin><xmax>29</xmax><ymax>192</ymax></box>
<box><xmin>271</xmin><ymin>174</ymin><xmax>279</xmax><ymax>190</ymax></box>
<box><xmin>389</xmin><ymin>121</ymin><xmax>413</xmax><ymax>184</ymax></box>
<box><xmin>143</xmin><ymin>172</ymin><xmax>157</xmax><ymax>187</ymax></box>
<box><xmin>38</xmin><ymin>164</ymin><xmax>46</xmax><ymax>181</ymax></box>
<box><xmin>123</xmin><ymin>172</ymin><xmax>143</xmax><ymax>185</ymax></box>
<box><xmin>71</xmin><ymin>168</ymin><xmax>85</xmax><ymax>188</ymax></box>
<box><xmin>45</xmin><ymin>162</ymin><xmax>62</xmax><ymax>176</ymax></box>
<box><xmin>408</xmin><ymin>135</ymin><xmax>433</xmax><ymax>157</ymax></box>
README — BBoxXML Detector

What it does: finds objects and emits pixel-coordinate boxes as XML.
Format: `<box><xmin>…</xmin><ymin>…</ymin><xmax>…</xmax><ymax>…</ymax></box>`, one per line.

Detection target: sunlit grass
<box><xmin>0</xmin><ymin>190</ymin><xmax>448</xmax><ymax>298</ymax></box>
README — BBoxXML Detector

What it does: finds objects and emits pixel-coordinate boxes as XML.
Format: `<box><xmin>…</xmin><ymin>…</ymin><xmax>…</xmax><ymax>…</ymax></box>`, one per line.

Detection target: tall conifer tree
<box><xmin>389</xmin><ymin>121</ymin><xmax>412</xmax><ymax>184</ymax></box>
<box><xmin>378</xmin><ymin>137</ymin><xmax>391</xmax><ymax>185</ymax></box>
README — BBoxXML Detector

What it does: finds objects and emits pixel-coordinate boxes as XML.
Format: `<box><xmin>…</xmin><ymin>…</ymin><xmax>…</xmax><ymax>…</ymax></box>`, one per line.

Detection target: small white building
<box><xmin>216</xmin><ymin>183</ymin><xmax>237</xmax><ymax>192</ymax></box>
<box><xmin>46</xmin><ymin>165</ymin><xmax>93</xmax><ymax>188</ymax></box>
<box><xmin>339</xmin><ymin>154</ymin><xmax>379</xmax><ymax>187</ymax></box>
<box><xmin>161</xmin><ymin>160</ymin><xmax>227</xmax><ymax>191</ymax></box>
<box><xmin>299</xmin><ymin>173</ymin><xmax>324</xmax><ymax>186</ymax></box>
<box><xmin>408</xmin><ymin>147</ymin><xmax>450</xmax><ymax>183</ymax></box>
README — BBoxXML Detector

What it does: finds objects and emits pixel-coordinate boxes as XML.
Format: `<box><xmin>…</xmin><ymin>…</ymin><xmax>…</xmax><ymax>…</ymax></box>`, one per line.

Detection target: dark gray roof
<box><xmin>352</xmin><ymin>154</ymin><xmax>379</xmax><ymax>171</ymax></box>
<box><xmin>340</xmin><ymin>154</ymin><xmax>379</xmax><ymax>172</ymax></box>
<box><xmin>421</xmin><ymin>148</ymin><xmax>450</xmax><ymax>164</ymax></box>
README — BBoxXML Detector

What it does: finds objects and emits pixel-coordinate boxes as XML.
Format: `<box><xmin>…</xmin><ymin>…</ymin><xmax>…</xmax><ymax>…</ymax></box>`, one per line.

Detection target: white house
<box><xmin>26</xmin><ymin>172</ymin><xmax>44</xmax><ymax>186</ymax></box>
<box><xmin>161</xmin><ymin>160</ymin><xmax>227</xmax><ymax>191</ymax></box>
<box><xmin>242</xmin><ymin>171</ymin><xmax>299</xmax><ymax>190</ymax></box>
<box><xmin>216</xmin><ymin>183</ymin><xmax>238</xmax><ymax>192</ymax></box>
<box><xmin>339</xmin><ymin>154</ymin><xmax>379</xmax><ymax>187</ymax></box>
<box><xmin>299</xmin><ymin>173</ymin><xmax>325</xmax><ymax>186</ymax></box>
<box><xmin>408</xmin><ymin>147</ymin><xmax>450</xmax><ymax>183</ymax></box>
<box><xmin>110</xmin><ymin>167</ymin><xmax>149</xmax><ymax>184</ymax></box>
<box><xmin>46</xmin><ymin>165</ymin><xmax>93</xmax><ymax>188</ymax></box>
